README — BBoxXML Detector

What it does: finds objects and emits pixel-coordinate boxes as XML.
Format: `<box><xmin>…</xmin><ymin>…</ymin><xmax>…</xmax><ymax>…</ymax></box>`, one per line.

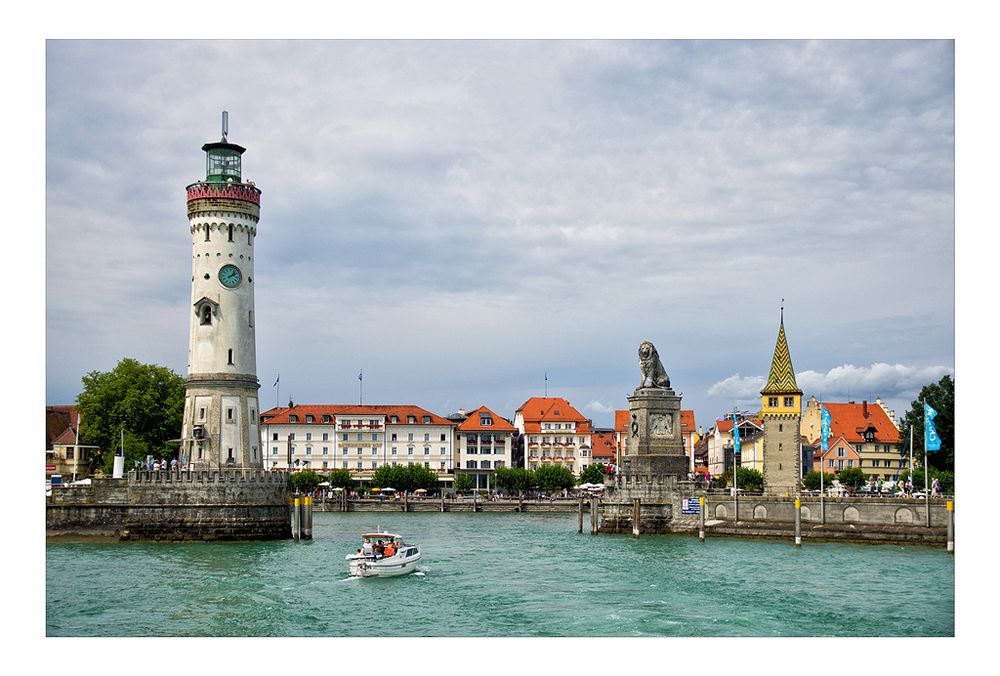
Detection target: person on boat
<box><xmin>384</xmin><ymin>542</ymin><xmax>395</xmax><ymax>558</ymax></box>
<box><xmin>374</xmin><ymin>540</ymin><xmax>385</xmax><ymax>558</ymax></box>
<box><xmin>362</xmin><ymin>539</ymin><xmax>373</xmax><ymax>557</ymax></box>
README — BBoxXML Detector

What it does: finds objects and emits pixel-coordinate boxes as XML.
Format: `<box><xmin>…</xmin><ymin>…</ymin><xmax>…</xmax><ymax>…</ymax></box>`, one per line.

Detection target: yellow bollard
<box><xmin>946</xmin><ymin>500</ymin><xmax>954</xmax><ymax>554</ymax></box>
<box><xmin>794</xmin><ymin>498</ymin><xmax>802</xmax><ymax>547</ymax></box>
<box><xmin>699</xmin><ymin>496</ymin><xmax>705</xmax><ymax>542</ymax></box>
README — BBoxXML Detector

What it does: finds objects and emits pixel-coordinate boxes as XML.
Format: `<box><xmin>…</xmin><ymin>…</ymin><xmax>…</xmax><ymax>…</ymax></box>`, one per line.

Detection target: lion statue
<box><xmin>638</xmin><ymin>340</ymin><xmax>670</xmax><ymax>389</ymax></box>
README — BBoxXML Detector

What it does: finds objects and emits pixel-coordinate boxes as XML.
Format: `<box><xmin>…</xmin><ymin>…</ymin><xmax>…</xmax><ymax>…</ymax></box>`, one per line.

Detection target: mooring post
<box><xmin>302</xmin><ymin>496</ymin><xmax>313</xmax><ymax>540</ymax></box>
<box><xmin>577</xmin><ymin>495</ymin><xmax>584</xmax><ymax>533</ymax></box>
<box><xmin>794</xmin><ymin>497</ymin><xmax>802</xmax><ymax>548</ymax></box>
<box><xmin>947</xmin><ymin>500</ymin><xmax>954</xmax><ymax>554</ymax></box>
<box><xmin>632</xmin><ymin>498</ymin><xmax>641</xmax><ymax>538</ymax></box>
<box><xmin>699</xmin><ymin>496</ymin><xmax>705</xmax><ymax>542</ymax></box>
<box><xmin>403</xmin><ymin>491</ymin><xmax>408</xmax><ymax>512</ymax></box>
<box><xmin>292</xmin><ymin>497</ymin><xmax>301</xmax><ymax>542</ymax></box>
<box><xmin>440</xmin><ymin>491</ymin><xmax>446</xmax><ymax>513</ymax></box>
<box><xmin>590</xmin><ymin>497</ymin><xmax>598</xmax><ymax>535</ymax></box>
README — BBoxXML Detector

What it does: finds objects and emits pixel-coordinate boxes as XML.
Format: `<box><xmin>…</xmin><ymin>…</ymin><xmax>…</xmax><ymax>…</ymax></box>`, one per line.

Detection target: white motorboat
<box><xmin>345</xmin><ymin>531</ymin><xmax>421</xmax><ymax>578</ymax></box>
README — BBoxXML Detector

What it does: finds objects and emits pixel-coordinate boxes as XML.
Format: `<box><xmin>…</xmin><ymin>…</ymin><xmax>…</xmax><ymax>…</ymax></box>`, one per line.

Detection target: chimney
<box><xmin>862</xmin><ymin>400</ymin><xmax>868</xmax><ymax>418</ymax></box>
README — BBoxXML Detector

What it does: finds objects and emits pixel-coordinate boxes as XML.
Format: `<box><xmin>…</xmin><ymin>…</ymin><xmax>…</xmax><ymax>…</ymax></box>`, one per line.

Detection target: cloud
<box><xmin>707</xmin><ymin>363</ymin><xmax>954</xmax><ymax>404</ymax></box>
<box><xmin>707</xmin><ymin>374</ymin><xmax>767</xmax><ymax>399</ymax></box>
<box><xmin>583</xmin><ymin>400</ymin><xmax>615</xmax><ymax>415</ymax></box>
<box><xmin>796</xmin><ymin>363</ymin><xmax>954</xmax><ymax>400</ymax></box>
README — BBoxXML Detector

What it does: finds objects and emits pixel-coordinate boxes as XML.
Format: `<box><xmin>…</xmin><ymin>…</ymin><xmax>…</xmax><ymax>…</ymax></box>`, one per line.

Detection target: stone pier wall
<box><xmin>47</xmin><ymin>470</ymin><xmax>291</xmax><ymax>541</ymax></box>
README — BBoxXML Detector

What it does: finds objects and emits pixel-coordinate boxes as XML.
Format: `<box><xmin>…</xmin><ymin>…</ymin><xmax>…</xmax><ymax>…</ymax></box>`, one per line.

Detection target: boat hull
<box><xmin>347</xmin><ymin>551</ymin><xmax>421</xmax><ymax>578</ymax></box>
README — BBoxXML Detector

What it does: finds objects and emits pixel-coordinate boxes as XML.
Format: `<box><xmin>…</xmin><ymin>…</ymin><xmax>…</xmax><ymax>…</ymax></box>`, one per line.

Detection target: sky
<box><xmin>43</xmin><ymin>39</ymin><xmax>957</xmax><ymax>430</ymax></box>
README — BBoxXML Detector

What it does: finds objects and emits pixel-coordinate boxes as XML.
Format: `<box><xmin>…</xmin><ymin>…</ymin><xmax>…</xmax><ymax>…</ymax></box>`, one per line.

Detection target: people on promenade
<box><xmin>932</xmin><ymin>477</ymin><xmax>942</xmax><ymax>497</ymax></box>
<box><xmin>170</xmin><ymin>458</ymin><xmax>178</xmax><ymax>471</ymax></box>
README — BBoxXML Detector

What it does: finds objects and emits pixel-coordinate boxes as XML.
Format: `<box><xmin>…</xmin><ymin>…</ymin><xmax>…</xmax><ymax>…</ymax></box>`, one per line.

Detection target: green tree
<box><xmin>75</xmin><ymin>358</ymin><xmax>186</xmax><ymax>474</ymax></box>
<box><xmin>836</xmin><ymin>466</ymin><xmax>867</xmax><ymax>490</ymax></box>
<box><xmin>453</xmin><ymin>474</ymin><xmax>474</xmax><ymax>493</ymax></box>
<box><xmin>898</xmin><ymin>375</ymin><xmax>954</xmax><ymax>472</ymax></box>
<box><xmin>492</xmin><ymin>467</ymin><xmax>533</xmax><ymax>495</ymax></box>
<box><xmin>578</xmin><ymin>463</ymin><xmax>607</xmax><ymax>485</ymax></box>
<box><xmin>326</xmin><ymin>468</ymin><xmax>354</xmax><ymax>490</ymax></box>
<box><xmin>371</xmin><ymin>463</ymin><xmax>440</xmax><ymax>492</ymax></box>
<box><xmin>802</xmin><ymin>470</ymin><xmax>836</xmax><ymax>491</ymax></box>
<box><xmin>718</xmin><ymin>467</ymin><xmax>764</xmax><ymax>491</ymax></box>
<box><xmin>291</xmin><ymin>469</ymin><xmax>322</xmax><ymax>494</ymax></box>
<box><xmin>532</xmin><ymin>465</ymin><xmax>576</xmax><ymax>492</ymax></box>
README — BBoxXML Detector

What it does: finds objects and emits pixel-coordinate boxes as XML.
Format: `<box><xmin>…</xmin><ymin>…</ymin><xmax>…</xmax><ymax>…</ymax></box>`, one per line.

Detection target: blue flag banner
<box><xmin>732</xmin><ymin>413</ymin><xmax>741</xmax><ymax>455</ymax></box>
<box><xmin>358</xmin><ymin>371</ymin><xmax>363</xmax><ymax>382</ymax></box>
<box><xmin>924</xmin><ymin>403</ymin><xmax>941</xmax><ymax>451</ymax></box>
<box><xmin>273</xmin><ymin>374</ymin><xmax>279</xmax><ymax>387</ymax></box>
<box><xmin>821</xmin><ymin>405</ymin><xmax>831</xmax><ymax>451</ymax></box>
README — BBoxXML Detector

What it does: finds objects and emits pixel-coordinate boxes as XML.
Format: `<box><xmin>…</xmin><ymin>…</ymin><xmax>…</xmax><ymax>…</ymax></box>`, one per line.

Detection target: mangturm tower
<box><xmin>760</xmin><ymin>304</ymin><xmax>803</xmax><ymax>495</ymax></box>
<box><xmin>181</xmin><ymin>112</ymin><xmax>263</xmax><ymax>470</ymax></box>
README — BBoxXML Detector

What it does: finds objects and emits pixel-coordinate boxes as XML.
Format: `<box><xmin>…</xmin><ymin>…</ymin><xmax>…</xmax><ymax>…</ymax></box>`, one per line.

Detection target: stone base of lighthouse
<box><xmin>183</xmin><ymin>373</ymin><xmax>262</xmax><ymax>471</ymax></box>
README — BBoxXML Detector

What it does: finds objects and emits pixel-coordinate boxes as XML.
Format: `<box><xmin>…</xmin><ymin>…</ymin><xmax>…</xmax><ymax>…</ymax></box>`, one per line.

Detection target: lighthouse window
<box><xmin>200</xmin><ymin>305</ymin><xmax>212</xmax><ymax>325</ymax></box>
<box><xmin>228</xmin><ymin>349</ymin><xmax>234</xmax><ymax>365</ymax></box>
<box><xmin>205</xmin><ymin>227</ymin><xmax>210</xmax><ymax>242</ymax></box>
<box><xmin>228</xmin><ymin>224</ymin><xmax>234</xmax><ymax>242</ymax></box>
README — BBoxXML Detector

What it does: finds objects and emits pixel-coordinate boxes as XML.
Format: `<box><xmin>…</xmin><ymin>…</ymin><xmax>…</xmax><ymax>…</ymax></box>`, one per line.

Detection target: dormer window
<box><xmin>306</xmin><ymin>415</ymin><xmax>314</xmax><ymax>423</ymax></box>
<box><xmin>481</xmin><ymin>416</ymin><xmax>493</xmax><ymax>426</ymax></box>
<box><xmin>289</xmin><ymin>415</ymin><xmax>298</xmax><ymax>423</ymax></box>
<box><xmin>423</xmin><ymin>416</ymin><xmax>431</xmax><ymax>424</ymax></box>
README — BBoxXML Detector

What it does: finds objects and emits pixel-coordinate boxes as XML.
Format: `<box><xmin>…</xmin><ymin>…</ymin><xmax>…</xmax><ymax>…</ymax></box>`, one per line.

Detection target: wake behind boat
<box><xmin>346</xmin><ymin>531</ymin><xmax>421</xmax><ymax>578</ymax></box>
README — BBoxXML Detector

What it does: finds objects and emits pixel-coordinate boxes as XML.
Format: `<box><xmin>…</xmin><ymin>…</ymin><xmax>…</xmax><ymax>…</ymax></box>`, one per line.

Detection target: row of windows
<box><xmin>286</xmin><ymin>415</ymin><xmax>433</xmax><ymax>424</ymax></box>
<box><xmin>272</xmin><ymin>431</ymin><xmax>448</xmax><ymax>442</ymax></box>
<box><xmin>274</xmin><ymin>446</ymin><xmax>450</xmax><ymax>456</ymax></box>
<box><xmin>825</xmin><ymin>458</ymin><xmax>904</xmax><ymax>469</ymax></box>
<box><xmin>541</xmin><ymin>423</ymin><xmax>575</xmax><ymax>430</ymax></box>
<box><xmin>528</xmin><ymin>436</ymin><xmax>586</xmax><ymax>444</ymax></box>
<box><xmin>465</xmin><ymin>460</ymin><xmax>505</xmax><ymax>469</ymax></box>
<box><xmin>766</xmin><ymin>397</ymin><xmax>797</xmax><ymax>408</ymax></box>
<box><xmin>274</xmin><ymin>460</ymin><xmax>448</xmax><ymax>470</ymax></box>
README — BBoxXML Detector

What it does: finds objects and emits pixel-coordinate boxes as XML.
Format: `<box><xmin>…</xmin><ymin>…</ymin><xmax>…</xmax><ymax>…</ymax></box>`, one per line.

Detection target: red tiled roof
<box><xmin>714</xmin><ymin>418</ymin><xmax>762</xmax><ymax>433</ymax></box>
<box><xmin>614</xmin><ymin>410</ymin><xmax>629</xmax><ymax>431</ymax></box>
<box><xmin>818</xmin><ymin>402</ymin><xmax>900</xmax><ymax>445</ymax></box>
<box><xmin>46</xmin><ymin>406</ymin><xmax>78</xmax><ymax>447</ymax></box>
<box><xmin>517</xmin><ymin>397</ymin><xmax>592</xmax><ymax>434</ymax></box>
<box><xmin>456</xmin><ymin>405</ymin><xmax>516</xmax><ymax>432</ymax></box>
<box><xmin>260</xmin><ymin>404</ymin><xmax>456</xmax><ymax>426</ymax></box>
<box><xmin>680</xmin><ymin>410</ymin><xmax>696</xmax><ymax>432</ymax></box>
<box><xmin>590</xmin><ymin>431</ymin><xmax>616</xmax><ymax>460</ymax></box>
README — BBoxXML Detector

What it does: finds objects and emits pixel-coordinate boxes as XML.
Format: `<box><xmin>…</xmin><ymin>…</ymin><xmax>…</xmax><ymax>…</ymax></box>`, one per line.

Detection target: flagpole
<box><xmin>732</xmin><ymin>407</ymin><xmax>738</xmax><ymax>525</ymax></box>
<box><xmin>908</xmin><ymin>423</ymin><xmax>913</xmax><ymax>496</ymax></box>
<box><xmin>923</xmin><ymin>399</ymin><xmax>930</xmax><ymax>527</ymax></box>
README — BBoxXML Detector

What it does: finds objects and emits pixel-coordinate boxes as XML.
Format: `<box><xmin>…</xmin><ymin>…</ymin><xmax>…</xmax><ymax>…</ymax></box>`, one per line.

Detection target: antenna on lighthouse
<box><xmin>222</xmin><ymin>110</ymin><xmax>229</xmax><ymax>142</ymax></box>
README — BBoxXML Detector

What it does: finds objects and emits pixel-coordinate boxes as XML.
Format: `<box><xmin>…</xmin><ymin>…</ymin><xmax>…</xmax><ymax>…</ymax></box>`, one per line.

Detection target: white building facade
<box><xmin>260</xmin><ymin>405</ymin><xmax>456</xmax><ymax>478</ymax></box>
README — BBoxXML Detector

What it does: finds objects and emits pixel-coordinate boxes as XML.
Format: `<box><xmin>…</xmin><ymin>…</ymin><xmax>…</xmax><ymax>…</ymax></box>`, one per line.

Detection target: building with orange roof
<box><xmin>814</xmin><ymin>434</ymin><xmax>862</xmax><ymax>475</ymax></box>
<box><xmin>801</xmin><ymin>397</ymin><xmax>905</xmax><ymax>482</ymax></box>
<box><xmin>455</xmin><ymin>405</ymin><xmax>516</xmax><ymax>490</ymax></box>
<box><xmin>613</xmin><ymin>409</ymin><xmax>629</xmax><ymax>465</ymax></box>
<box><xmin>259</xmin><ymin>403</ymin><xmax>456</xmax><ymax>483</ymax></box>
<box><xmin>514</xmin><ymin>397</ymin><xmax>593</xmax><ymax>474</ymax></box>
<box><xmin>590</xmin><ymin>430</ymin><xmax>616</xmax><ymax>466</ymax></box>
<box><xmin>45</xmin><ymin>405</ymin><xmax>99</xmax><ymax>481</ymax></box>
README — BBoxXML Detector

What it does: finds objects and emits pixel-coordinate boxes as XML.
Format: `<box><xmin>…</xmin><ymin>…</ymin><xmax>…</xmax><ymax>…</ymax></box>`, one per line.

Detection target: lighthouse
<box><xmin>181</xmin><ymin>112</ymin><xmax>263</xmax><ymax>470</ymax></box>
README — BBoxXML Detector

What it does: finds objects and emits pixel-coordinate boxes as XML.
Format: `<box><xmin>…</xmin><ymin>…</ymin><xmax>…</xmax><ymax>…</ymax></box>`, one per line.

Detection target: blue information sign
<box><xmin>681</xmin><ymin>498</ymin><xmax>701</xmax><ymax>515</ymax></box>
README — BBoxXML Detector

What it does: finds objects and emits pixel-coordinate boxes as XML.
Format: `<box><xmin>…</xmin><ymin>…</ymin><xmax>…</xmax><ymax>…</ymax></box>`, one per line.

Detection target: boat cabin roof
<box><xmin>362</xmin><ymin>532</ymin><xmax>401</xmax><ymax>540</ymax></box>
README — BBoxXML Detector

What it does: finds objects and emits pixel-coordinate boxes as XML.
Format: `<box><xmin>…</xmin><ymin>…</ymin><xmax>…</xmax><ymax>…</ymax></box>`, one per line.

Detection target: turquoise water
<box><xmin>46</xmin><ymin>512</ymin><xmax>953</xmax><ymax>637</ymax></box>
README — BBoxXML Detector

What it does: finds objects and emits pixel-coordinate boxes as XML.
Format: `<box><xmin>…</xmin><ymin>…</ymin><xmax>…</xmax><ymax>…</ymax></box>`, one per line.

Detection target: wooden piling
<box><xmin>590</xmin><ymin>497</ymin><xmax>598</xmax><ymax>535</ymax></box>
<box><xmin>577</xmin><ymin>495</ymin><xmax>584</xmax><ymax>533</ymax></box>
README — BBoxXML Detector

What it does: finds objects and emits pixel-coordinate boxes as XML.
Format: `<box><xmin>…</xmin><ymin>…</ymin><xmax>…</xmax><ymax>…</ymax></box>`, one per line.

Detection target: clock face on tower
<box><xmin>219</xmin><ymin>264</ymin><xmax>242</xmax><ymax>288</ymax></box>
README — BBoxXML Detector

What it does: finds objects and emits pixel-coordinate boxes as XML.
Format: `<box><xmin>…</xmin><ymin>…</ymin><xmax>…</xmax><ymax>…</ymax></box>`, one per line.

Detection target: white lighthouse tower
<box><xmin>181</xmin><ymin>112</ymin><xmax>263</xmax><ymax>470</ymax></box>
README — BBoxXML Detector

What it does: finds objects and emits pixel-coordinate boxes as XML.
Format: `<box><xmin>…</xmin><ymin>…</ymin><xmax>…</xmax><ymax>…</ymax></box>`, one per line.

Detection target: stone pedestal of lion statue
<box><xmin>600</xmin><ymin>341</ymin><xmax>704</xmax><ymax>535</ymax></box>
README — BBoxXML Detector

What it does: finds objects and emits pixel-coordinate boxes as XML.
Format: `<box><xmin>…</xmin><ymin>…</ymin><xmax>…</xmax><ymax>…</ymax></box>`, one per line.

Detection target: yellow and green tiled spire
<box><xmin>761</xmin><ymin>306</ymin><xmax>802</xmax><ymax>396</ymax></box>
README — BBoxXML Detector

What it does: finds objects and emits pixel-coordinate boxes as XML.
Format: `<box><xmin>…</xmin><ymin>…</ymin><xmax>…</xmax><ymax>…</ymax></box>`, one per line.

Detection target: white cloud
<box><xmin>707</xmin><ymin>374</ymin><xmax>767</xmax><ymax>399</ymax></box>
<box><xmin>583</xmin><ymin>400</ymin><xmax>615</xmax><ymax>415</ymax></box>
<box><xmin>796</xmin><ymin>363</ymin><xmax>954</xmax><ymax>400</ymax></box>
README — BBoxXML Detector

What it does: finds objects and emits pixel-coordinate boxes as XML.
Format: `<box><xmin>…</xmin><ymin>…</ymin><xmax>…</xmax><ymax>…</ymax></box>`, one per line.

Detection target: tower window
<box><xmin>205</xmin><ymin>226</ymin><xmax>210</xmax><ymax>242</ymax></box>
<box><xmin>228</xmin><ymin>349</ymin><xmax>234</xmax><ymax>365</ymax></box>
<box><xmin>200</xmin><ymin>305</ymin><xmax>212</xmax><ymax>325</ymax></box>
<box><xmin>784</xmin><ymin>397</ymin><xmax>794</xmax><ymax>407</ymax></box>
<box><xmin>228</xmin><ymin>224</ymin><xmax>234</xmax><ymax>242</ymax></box>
